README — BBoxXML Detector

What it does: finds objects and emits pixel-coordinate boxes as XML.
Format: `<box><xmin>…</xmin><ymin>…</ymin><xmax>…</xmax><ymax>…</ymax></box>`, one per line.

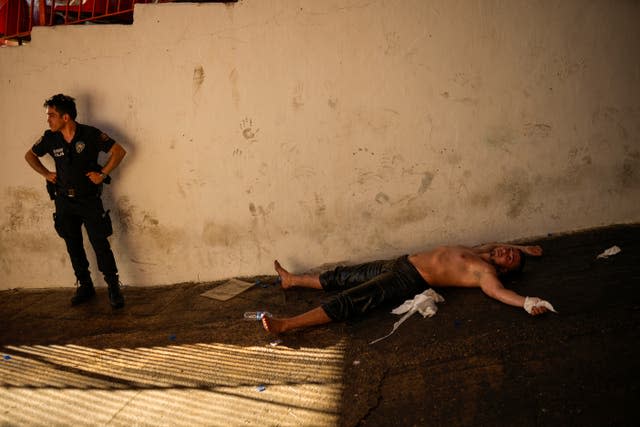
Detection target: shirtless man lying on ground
<box><xmin>262</xmin><ymin>243</ymin><xmax>554</xmax><ymax>334</ymax></box>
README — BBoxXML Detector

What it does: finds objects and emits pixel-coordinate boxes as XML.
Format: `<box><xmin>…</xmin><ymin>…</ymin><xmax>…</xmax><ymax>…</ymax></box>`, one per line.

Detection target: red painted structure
<box><xmin>1</xmin><ymin>0</ymin><xmax>165</xmax><ymax>45</ymax></box>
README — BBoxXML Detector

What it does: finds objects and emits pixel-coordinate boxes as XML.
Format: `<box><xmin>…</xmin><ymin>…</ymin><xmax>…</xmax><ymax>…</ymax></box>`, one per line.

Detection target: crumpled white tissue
<box><xmin>596</xmin><ymin>245</ymin><xmax>621</xmax><ymax>259</ymax></box>
<box><xmin>391</xmin><ymin>288</ymin><xmax>445</xmax><ymax>317</ymax></box>
<box><xmin>370</xmin><ymin>289</ymin><xmax>444</xmax><ymax>345</ymax></box>
<box><xmin>524</xmin><ymin>296</ymin><xmax>557</xmax><ymax>314</ymax></box>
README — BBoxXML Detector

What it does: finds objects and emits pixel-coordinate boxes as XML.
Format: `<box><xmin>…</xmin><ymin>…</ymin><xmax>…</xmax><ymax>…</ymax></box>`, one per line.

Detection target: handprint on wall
<box><xmin>240</xmin><ymin>117</ymin><xmax>259</xmax><ymax>141</ymax></box>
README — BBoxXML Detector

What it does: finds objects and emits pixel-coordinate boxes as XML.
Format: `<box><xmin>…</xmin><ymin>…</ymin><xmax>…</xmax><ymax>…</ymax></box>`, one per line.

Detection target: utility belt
<box><xmin>60</xmin><ymin>188</ymin><xmax>83</xmax><ymax>198</ymax></box>
<box><xmin>46</xmin><ymin>182</ymin><xmax>102</xmax><ymax>200</ymax></box>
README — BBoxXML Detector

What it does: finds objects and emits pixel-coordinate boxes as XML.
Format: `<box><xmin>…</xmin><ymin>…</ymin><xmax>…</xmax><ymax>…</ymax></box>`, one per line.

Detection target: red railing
<box><xmin>1</xmin><ymin>0</ymin><xmax>165</xmax><ymax>46</ymax></box>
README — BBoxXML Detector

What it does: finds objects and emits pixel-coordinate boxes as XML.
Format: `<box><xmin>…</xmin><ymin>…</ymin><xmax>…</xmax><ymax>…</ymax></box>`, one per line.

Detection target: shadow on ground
<box><xmin>1</xmin><ymin>224</ymin><xmax>639</xmax><ymax>426</ymax></box>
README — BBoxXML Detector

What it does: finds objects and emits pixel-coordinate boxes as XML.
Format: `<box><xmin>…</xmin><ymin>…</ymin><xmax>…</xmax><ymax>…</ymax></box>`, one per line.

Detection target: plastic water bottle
<box><xmin>243</xmin><ymin>311</ymin><xmax>272</xmax><ymax>321</ymax></box>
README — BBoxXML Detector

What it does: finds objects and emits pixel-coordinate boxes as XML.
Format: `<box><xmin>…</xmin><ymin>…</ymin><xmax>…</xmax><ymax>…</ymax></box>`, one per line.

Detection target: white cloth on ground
<box><xmin>369</xmin><ymin>289</ymin><xmax>445</xmax><ymax>345</ymax></box>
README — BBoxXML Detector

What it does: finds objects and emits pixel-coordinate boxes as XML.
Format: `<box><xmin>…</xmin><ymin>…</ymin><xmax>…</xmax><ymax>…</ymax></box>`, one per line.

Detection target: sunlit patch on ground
<box><xmin>0</xmin><ymin>341</ymin><xmax>346</xmax><ymax>426</ymax></box>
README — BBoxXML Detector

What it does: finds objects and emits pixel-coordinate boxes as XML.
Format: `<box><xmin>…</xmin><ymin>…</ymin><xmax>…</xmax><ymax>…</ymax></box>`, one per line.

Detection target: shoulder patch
<box><xmin>100</xmin><ymin>133</ymin><xmax>111</xmax><ymax>142</ymax></box>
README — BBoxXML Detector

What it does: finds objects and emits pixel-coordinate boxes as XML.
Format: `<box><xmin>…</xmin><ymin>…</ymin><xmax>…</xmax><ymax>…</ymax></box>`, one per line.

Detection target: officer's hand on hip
<box><xmin>86</xmin><ymin>171</ymin><xmax>107</xmax><ymax>184</ymax></box>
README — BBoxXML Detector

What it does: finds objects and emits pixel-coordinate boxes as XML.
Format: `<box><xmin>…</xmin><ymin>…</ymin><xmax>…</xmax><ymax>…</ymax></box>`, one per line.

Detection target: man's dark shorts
<box><xmin>319</xmin><ymin>255</ymin><xmax>430</xmax><ymax>321</ymax></box>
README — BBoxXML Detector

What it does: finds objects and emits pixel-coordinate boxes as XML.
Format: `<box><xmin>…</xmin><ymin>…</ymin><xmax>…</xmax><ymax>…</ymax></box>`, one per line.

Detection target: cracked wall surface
<box><xmin>1</xmin><ymin>0</ymin><xmax>639</xmax><ymax>288</ymax></box>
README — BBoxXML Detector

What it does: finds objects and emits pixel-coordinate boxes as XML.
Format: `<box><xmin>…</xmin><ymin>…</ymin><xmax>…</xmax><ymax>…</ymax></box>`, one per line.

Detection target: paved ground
<box><xmin>1</xmin><ymin>224</ymin><xmax>639</xmax><ymax>426</ymax></box>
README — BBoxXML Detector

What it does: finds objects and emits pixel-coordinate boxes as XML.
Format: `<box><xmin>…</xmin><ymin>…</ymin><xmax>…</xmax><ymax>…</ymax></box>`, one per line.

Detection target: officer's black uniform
<box><xmin>32</xmin><ymin>124</ymin><xmax>124</xmax><ymax>307</ymax></box>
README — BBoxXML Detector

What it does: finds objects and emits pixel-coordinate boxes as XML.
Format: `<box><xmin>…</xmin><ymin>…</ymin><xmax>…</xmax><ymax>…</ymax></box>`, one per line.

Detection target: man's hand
<box><xmin>529</xmin><ymin>305</ymin><xmax>549</xmax><ymax>315</ymax></box>
<box><xmin>86</xmin><ymin>171</ymin><xmax>106</xmax><ymax>184</ymax></box>
<box><xmin>521</xmin><ymin>245</ymin><xmax>543</xmax><ymax>256</ymax></box>
<box><xmin>524</xmin><ymin>296</ymin><xmax>556</xmax><ymax>315</ymax></box>
<box><xmin>45</xmin><ymin>171</ymin><xmax>57</xmax><ymax>183</ymax></box>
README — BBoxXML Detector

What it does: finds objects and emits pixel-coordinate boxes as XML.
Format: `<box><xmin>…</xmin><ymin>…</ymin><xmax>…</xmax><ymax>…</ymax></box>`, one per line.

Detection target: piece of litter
<box><xmin>596</xmin><ymin>245</ymin><xmax>621</xmax><ymax>259</ymax></box>
<box><xmin>168</xmin><ymin>334</ymin><xmax>177</xmax><ymax>341</ymax></box>
<box><xmin>352</xmin><ymin>360</ymin><xmax>360</xmax><ymax>366</ymax></box>
<box><xmin>256</xmin><ymin>385</ymin><xmax>266</xmax><ymax>392</ymax></box>
<box><xmin>200</xmin><ymin>278</ymin><xmax>256</xmax><ymax>301</ymax></box>
<box><xmin>270</xmin><ymin>339</ymin><xmax>282</xmax><ymax>347</ymax></box>
<box><xmin>2</xmin><ymin>355</ymin><xmax>11</xmax><ymax>361</ymax></box>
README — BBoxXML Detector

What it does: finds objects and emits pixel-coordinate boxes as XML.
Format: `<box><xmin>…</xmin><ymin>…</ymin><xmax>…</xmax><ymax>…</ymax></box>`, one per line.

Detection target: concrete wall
<box><xmin>1</xmin><ymin>0</ymin><xmax>638</xmax><ymax>289</ymax></box>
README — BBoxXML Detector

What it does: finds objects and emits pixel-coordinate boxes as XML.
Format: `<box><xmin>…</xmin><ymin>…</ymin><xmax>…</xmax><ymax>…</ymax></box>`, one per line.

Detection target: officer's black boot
<box><xmin>107</xmin><ymin>278</ymin><xmax>125</xmax><ymax>309</ymax></box>
<box><xmin>71</xmin><ymin>280</ymin><xmax>96</xmax><ymax>306</ymax></box>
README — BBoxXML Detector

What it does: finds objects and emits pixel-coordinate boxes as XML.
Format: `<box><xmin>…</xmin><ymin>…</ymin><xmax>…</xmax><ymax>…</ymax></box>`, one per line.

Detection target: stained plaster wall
<box><xmin>1</xmin><ymin>0</ymin><xmax>639</xmax><ymax>289</ymax></box>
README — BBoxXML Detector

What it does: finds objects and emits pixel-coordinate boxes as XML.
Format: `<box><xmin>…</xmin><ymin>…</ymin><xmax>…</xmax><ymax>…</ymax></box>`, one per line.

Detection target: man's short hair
<box><xmin>44</xmin><ymin>94</ymin><xmax>77</xmax><ymax>120</ymax></box>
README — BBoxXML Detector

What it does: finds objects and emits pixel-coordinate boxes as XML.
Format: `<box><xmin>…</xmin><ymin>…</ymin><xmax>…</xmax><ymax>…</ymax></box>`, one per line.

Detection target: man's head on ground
<box><xmin>43</xmin><ymin>94</ymin><xmax>77</xmax><ymax>131</ymax></box>
<box><xmin>489</xmin><ymin>246</ymin><xmax>526</xmax><ymax>276</ymax></box>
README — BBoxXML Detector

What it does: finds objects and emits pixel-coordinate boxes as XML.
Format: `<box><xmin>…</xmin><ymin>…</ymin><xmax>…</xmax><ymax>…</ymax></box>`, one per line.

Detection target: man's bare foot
<box><xmin>274</xmin><ymin>260</ymin><xmax>294</xmax><ymax>289</ymax></box>
<box><xmin>262</xmin><ymin>315</ymin><xmax>286</xmax><ymax>334</ymax></box>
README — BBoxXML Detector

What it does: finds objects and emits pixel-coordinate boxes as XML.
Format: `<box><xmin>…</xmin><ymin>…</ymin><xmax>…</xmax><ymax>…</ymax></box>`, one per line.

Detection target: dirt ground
<box><xmin>1</xmin><ymin>224</ymin><xmax>639</xmax><ymax>426</ymax></box>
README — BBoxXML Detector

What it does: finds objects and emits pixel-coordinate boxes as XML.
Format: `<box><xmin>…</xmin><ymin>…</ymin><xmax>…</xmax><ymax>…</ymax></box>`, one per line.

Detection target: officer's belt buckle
<box><xmin>67</xmin><ymin>188</ymin><xmax>76</xmax><ymax>198</ymax></box>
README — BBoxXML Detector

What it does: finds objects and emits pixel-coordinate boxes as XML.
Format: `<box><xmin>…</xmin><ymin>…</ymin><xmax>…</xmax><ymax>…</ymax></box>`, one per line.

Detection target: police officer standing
<box><xmin>25</xmin><ymin>94</ymin><xmax>126</xmax><ymax>308</ymax></box>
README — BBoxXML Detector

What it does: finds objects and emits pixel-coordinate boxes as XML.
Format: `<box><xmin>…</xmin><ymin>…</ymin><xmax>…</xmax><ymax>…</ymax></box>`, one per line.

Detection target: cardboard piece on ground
<box><xmin>200</xmin><ymin>278</ymin><xmax>255</xmax><ymax>301</ymax></box>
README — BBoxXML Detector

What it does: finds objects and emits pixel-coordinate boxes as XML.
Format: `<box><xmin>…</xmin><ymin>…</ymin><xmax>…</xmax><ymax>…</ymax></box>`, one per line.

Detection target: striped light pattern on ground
<box><xmin>0</xmin><ymin>340</ymin><xmax>346</xmax><ymax>426</ymax></box>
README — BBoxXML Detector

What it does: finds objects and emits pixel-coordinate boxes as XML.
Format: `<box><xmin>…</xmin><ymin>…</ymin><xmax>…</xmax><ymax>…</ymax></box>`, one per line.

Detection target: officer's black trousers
<box><xmin>54</xmin><ymin>195</ymin><xmax>118</xmax><ymax>286</ymax></box>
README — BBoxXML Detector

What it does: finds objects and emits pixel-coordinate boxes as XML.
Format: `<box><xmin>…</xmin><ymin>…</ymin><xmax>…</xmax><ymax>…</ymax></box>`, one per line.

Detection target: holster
<box><xmin>53</xmin><ymin>212</ymin><xmax>65</xmax><ymax>238</ymax></box>
<box><xmin>46</xmin><ymin>181</ymin><xmax>56</xmax><ymax>200</ymax></box>
<box><xmin>102</xmin><ymin>209</ymin><xmax>113</xmax><ymax>237</ymax></box>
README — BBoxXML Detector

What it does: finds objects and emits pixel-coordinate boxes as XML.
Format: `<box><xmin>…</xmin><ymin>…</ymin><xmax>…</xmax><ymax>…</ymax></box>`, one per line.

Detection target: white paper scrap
<box><xmin>596</xmin><ymin>245</ymin><xmax>621</xmax><ymax>259</ymax></box>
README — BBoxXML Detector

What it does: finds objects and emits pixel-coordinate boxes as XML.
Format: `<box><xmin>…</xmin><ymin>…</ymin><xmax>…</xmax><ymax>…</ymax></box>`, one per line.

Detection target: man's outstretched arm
<box><xmin>472</xmin><ymin>243</ymin><xmax>543</xmax><ymax>256</ymax></box>
<box><xmin>477</xmin><ymin>271</ymin><xmax>552</xmax><ymax>316</ymax></box>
